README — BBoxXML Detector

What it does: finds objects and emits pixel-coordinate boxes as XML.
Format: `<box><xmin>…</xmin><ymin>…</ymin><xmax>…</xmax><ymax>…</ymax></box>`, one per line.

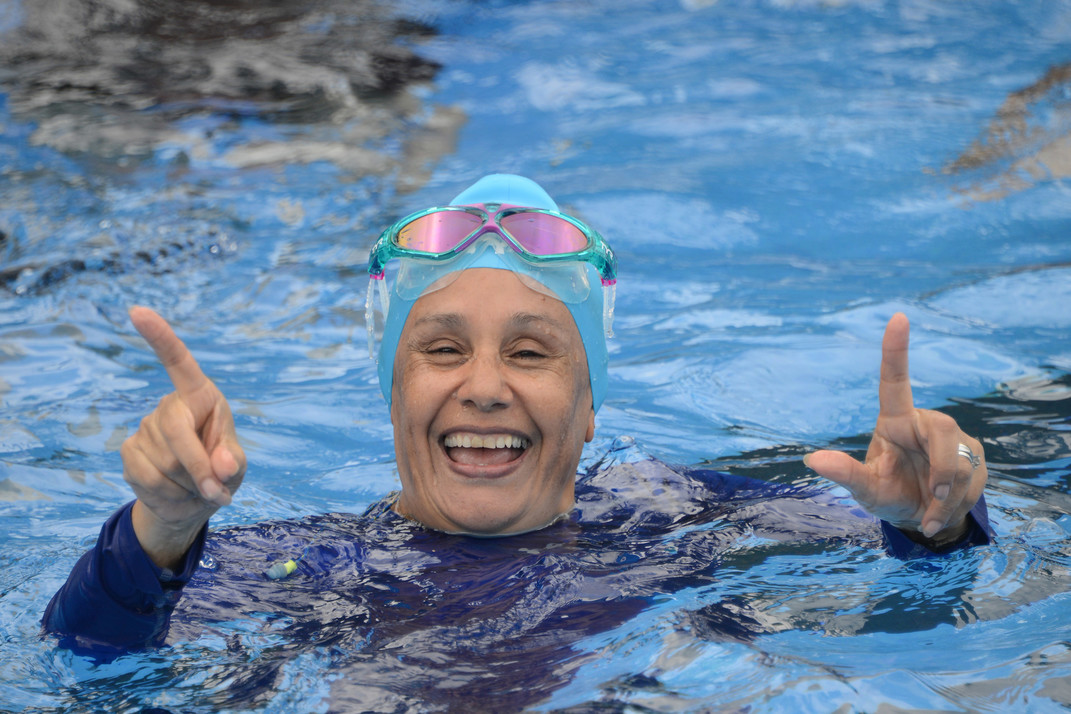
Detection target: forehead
<box><xmin>402</xmin><ymin>268</ymin><xmax>583</xmax><ymax>343</ymax></box>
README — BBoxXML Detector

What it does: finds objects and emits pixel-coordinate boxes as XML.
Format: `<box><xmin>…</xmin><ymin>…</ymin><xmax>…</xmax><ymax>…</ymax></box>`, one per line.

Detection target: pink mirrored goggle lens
<box><xmin>395</xmin><ymin>211</ymin><xmax>484</xmax><ymax>252</ymax></box>
<box><xmin>395</xmin><ymin>209</ymin><xmax>589</xmax><ymax>257</ymax></box>
<box><xmin>499</xmin><ymin>212</ymin><xmax>589</xmax><ymax>255</ymax></box>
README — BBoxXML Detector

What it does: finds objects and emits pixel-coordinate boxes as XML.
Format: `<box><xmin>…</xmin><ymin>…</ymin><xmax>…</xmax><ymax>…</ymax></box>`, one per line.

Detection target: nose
<box><xmin>455</xmin><ymin>350</ymin><xmax>512</xmax><ymax>412</ymax></box>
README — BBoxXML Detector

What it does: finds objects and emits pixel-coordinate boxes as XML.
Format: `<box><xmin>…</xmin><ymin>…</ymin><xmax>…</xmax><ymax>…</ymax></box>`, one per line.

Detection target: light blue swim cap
<box><xmin>374</xmin><ymin>174</ymin><xmax>610</xmax><ymax>413</ymax></box>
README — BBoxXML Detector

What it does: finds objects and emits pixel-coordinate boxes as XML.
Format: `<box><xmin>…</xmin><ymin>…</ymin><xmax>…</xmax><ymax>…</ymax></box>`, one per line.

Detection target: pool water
<box><xmin>2</xmin><ymin>0</ymin><xmax>1071</xmax><ymax>710</ymax></box>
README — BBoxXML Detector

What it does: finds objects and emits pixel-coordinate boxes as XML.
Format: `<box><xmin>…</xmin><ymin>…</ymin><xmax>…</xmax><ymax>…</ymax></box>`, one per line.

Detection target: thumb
<box><xmin>211</xmin><ymin>439</ymin><xmax>245</xmax><ymax>483</ymax></box>
<box><xmin>804</xmin><ymin>450</ymin><xmax>870</xmax><ymax>496</ymax></box>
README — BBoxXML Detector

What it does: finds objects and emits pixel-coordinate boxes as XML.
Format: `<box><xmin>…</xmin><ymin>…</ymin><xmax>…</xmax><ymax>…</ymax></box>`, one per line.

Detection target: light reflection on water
<box><xmin>2</xmin><ymin>0</ymin><xmax>1071</xmax><ymax>710</ymax></box>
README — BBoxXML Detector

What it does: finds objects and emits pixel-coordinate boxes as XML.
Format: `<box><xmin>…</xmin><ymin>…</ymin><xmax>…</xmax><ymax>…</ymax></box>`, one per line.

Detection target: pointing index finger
<box><xmin>129</xmin><ymin>306</ymin><xmax>209</xmax><ymax>399</ymax></box>
<box><xmin>878</xmin><ymin>312</ymin><xmax>914</xmax><ymax>419</ymax></box>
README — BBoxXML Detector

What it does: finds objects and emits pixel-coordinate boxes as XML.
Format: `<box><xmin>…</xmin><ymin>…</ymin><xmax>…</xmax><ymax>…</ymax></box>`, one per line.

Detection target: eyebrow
<box><xmin>411</xmin><ymin>312</ymin><xmax>569</xmax><ymax>332</ymax></box>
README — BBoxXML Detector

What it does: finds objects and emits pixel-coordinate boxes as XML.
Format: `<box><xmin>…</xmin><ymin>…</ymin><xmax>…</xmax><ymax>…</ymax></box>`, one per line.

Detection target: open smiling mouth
<box><xmin>443</xmin><ymin>433</ymin><xmax>530</xmax><ymax>467</ymax></box>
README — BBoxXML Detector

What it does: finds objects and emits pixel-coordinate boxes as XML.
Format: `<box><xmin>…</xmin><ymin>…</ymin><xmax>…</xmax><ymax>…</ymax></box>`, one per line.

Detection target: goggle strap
<box><xmin>602</xmin><ymin>279</ymin><xmax>616</xmax><ymax>338</ymax></box>
<box><xmin>377</xmin><ymin>275</ymin><xmax>391</xmax><ymax>318</ymax></box>
<box><xmin>366</xmin><ymin>273</ymin><xmax>389</xmax><ymax>361</ymax></box>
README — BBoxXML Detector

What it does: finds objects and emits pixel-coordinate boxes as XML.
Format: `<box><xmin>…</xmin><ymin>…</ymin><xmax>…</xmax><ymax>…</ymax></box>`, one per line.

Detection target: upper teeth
<box><xmin>444</xmin><ymin>433</ymin><xmax>529</xmax><ymax>449</ymax></box>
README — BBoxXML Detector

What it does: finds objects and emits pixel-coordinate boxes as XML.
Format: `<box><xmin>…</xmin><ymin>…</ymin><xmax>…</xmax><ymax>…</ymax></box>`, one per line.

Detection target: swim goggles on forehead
<box><xmin>365</xmin><ymin>202</ymin><xmax>618</xmax><ymax>361</ymax></box>
<box><xmin>366</xmin><ymin>203</ymin><xmax>618</xmax><ymax>287</ymax></box>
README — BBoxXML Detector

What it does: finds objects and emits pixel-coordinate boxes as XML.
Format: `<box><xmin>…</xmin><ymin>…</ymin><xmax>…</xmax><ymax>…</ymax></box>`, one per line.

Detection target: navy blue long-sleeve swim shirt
<box><xmin>42</xmin><ymin>458</ymin><xmax>991</xmax><ymax>708</ymax></box>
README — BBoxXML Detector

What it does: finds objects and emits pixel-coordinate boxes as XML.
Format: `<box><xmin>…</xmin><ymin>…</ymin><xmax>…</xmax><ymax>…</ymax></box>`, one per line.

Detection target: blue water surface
<box><xmin>2</xmin><ymin>0</ymin><xmax>1071</xmax><ymax>711</ymax></box>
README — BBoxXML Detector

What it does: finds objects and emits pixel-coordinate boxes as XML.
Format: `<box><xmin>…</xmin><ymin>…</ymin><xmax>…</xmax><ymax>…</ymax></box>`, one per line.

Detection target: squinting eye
<box><xmin>419</xmin><ymin>341</ymin><xmax>462</xmax><ymax>356</ymax></box>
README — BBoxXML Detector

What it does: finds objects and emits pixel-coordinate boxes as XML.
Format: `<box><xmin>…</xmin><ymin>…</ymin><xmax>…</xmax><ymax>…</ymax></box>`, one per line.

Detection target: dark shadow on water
<box><xmin>0</xmin><ymin>0</ymin><xmax>468</xmax><ymax>297</ymax></box>
<box><xmin>0</xmin><ymin>0</ymin><xmax>440</xmax><ymax>124</ymax></box>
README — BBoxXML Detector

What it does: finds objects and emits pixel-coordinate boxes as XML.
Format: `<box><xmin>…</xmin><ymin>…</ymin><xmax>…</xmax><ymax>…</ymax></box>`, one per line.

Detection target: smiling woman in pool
<box><xmin>43</xmin><ymin>174</ymin><xmax>991</xmax><ymax>649</ymax></box>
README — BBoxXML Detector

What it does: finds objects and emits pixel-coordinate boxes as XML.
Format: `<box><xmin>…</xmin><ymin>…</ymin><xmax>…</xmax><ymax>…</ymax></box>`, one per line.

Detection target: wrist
<box><xmin>897</xmin><ymin>517</ymin><xmax>969</xmax><ymax>552</ymax></box>
<box><xmin>131</xmin><ymin>500</ymin><xmax>212</xmax><ymax>570</ymax></box>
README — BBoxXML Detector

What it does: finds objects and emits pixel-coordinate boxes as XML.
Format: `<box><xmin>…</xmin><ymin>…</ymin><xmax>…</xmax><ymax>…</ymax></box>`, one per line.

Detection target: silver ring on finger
<box><xmin>957</xmin><ymin>442</ymin><xmax>981</xmax><ymax>471</ymax></box>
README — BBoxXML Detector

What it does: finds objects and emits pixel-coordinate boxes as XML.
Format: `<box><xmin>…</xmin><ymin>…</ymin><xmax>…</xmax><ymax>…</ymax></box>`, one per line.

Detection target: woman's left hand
<box><xmin>804</xmin><ymin>313</ymin><xmax>988</xmax><ymax>547</ymax></box>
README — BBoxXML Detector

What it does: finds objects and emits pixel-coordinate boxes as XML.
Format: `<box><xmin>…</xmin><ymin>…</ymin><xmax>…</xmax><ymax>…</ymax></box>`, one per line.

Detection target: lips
<box><xmin>443</xmin><ymin>431</ymin><xmax>530</xmax><ymax>467</ymax></box>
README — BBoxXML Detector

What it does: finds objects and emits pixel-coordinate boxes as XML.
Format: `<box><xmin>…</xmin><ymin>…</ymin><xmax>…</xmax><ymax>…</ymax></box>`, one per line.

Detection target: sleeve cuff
<box><xmin>110</xmin><ymin>500</ymin><xmax>206</xmax><ymax>593</ymax></box>
<box><xmin>42</xmin><ymin>500</ymin><xmax>208</xmax><ymax>653</ymax></box>
<box><xmin>881</xmin><ymin>493</ymin><xmax>993</xmax><ymax>559</ymax></box>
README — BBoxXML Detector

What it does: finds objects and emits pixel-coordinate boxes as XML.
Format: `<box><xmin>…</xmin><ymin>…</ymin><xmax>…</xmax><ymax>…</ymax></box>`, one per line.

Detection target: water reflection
<box><xmin>945</xmin><ymin>64</ymin><xmax>1071</xmax><ymax>201</ymax></box>
<box><xmin>0</xmin><ymin>0</ymin><xmax>464</xmax><ymax>197</ymax></box>
<box><xmin>0</xmin><ymin>0</ymin><xmax>467</xmax><ymax>301</ymax></box>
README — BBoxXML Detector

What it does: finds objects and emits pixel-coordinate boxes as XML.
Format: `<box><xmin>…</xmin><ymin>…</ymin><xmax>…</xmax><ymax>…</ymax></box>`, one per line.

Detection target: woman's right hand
<box><xmin>120</xmin><ymin>307</ymin><xmax>246</xmax><ymax>570</ymax></box>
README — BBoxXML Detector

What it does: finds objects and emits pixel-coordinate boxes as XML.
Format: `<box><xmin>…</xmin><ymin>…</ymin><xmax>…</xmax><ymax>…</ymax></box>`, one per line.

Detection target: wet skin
<box><xmin>390</xmin><ymin>268</ymin><xmax>596</xmax><ymax>535</ymax></box>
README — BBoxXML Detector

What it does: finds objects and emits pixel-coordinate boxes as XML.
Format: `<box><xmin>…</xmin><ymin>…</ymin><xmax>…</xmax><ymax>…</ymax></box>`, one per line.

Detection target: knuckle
<box><xmin>159</xmin><ymin>452</ymin><xmax>184</xmax><ymax>477</ymax></box>
<box><xmin>158</xmin><ymin>413</ymin><xmax>183</xmax><ymax>441</ymax></box>
<box><xmin>156</xmin><ymin>392</ymin><xmax>176</xmax><ymax>412</ymax></box>
<box><xmin>136</xmin><ymin>412</ymin><xmax>157</xmax><ymax>437</ymax></box>
<box><xmin>930</xmin><ymin>411</ymin><xmax>958</xmax><ymax>435</ymax></box>
<box><xmin>119</xmin><ymin>433</ymin><xmax>147</xmax><ymax>469</ymax></box>
<box><xmin>158</xmin><ymin>409</ymin><xmax>193</xmax><ymax>442</ymax></box>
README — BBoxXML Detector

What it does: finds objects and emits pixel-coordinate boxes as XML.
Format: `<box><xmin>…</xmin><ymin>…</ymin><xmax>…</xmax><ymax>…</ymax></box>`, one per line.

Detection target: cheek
<box><xmin>543</xmin><ymin>373</ymin><xmax>592</xmax><ymax>446</ymax></box>
<box><xmin>392</xmin><ymin>372</ymin><xmax>438</xmax><ymax>450</ymax></box>
<box><xmin>397</xmin><ymin>362</ymin><xmax>443</xmax><ymax>409</ymax></box>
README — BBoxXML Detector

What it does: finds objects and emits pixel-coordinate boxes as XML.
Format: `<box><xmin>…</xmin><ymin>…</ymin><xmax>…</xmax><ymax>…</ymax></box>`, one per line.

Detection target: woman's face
<box><xmin>390</xmin><ymin>268</ymin><xmax>595</xmax><ymax>535</ymax></box>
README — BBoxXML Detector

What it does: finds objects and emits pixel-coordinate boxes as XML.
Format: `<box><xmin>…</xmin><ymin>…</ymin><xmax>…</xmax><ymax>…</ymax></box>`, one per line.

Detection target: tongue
<box><xmin>447</xmin><ymin>446</ymin><xmax>523</xmax><ymax>466</ymax></box>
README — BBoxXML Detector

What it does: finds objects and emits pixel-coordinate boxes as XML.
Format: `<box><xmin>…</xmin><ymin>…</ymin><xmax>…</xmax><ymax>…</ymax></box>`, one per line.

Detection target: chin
<box><xmin>441</xmin><ymin>513</ymin><xmax>528</xmax><ymax>537</ymax></box>
<box><xmin>439</xmin><ymin>503</ymin><xmax>562</xmax><ymax>538</ymax></box>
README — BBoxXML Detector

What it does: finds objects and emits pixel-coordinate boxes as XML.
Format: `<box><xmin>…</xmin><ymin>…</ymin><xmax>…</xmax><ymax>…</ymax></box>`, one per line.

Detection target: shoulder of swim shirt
<box><xmin>576</xmin><ymin>458</ymin><xmax>887</xmax><ymax>552</ymax></box>
<box><xmin>41</xmin><ymin>500</ymin><xmax>207</xmax><ymax>657</ymax></box>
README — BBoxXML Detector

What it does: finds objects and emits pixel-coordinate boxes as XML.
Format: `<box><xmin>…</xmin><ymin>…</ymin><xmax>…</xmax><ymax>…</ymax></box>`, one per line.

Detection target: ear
<box><xmin>585</xmin><ymin>408</ymin><xmax>595</xmax><ymax>443</ymax></box>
